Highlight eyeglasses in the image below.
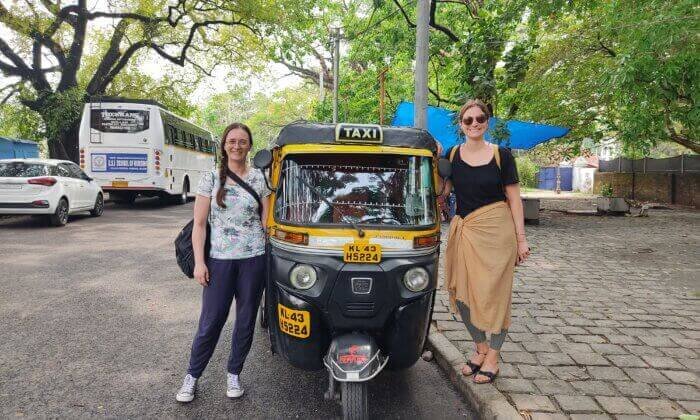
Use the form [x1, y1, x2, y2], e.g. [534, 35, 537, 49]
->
[225, 139, 250, 146]
[462, 115, 488, 126]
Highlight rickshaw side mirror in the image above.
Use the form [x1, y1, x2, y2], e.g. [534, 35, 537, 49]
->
[253, 149, 273, 169]
[437, 158, 452, 179]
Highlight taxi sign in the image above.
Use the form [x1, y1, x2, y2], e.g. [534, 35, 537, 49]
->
[335, 124, 383, 144]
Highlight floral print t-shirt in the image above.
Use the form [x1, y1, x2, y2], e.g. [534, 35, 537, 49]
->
[196, 168, 271, 260]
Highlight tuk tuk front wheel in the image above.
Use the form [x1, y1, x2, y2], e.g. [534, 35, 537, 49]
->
[341, 382, 368, 420]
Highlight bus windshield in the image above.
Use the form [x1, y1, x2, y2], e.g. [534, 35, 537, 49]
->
[274, 154, 436, 227]
[90, 109, 149, 133]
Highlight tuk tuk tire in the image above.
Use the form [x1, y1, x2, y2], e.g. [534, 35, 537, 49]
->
[258, 291, 268, 329]
[341, 382, 368, 420]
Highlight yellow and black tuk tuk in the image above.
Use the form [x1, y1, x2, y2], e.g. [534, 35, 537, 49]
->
[253, 122, 451, 419]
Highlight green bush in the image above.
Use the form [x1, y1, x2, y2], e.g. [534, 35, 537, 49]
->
[516, 156, 540, 189]
[600, 183, 614, 197]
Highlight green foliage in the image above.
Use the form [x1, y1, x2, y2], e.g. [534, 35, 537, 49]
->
[491, 119, 511, 147]
[515, 156, 539, 189]
[501, 0, 698, 153]
[0, 103, 42, 140]
[600, 183, 614, 198]
[39, 88, 85, 142]
[194, 85, 318, 154]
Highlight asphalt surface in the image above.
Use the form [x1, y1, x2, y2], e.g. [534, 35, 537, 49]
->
[0, 198, 473, 419]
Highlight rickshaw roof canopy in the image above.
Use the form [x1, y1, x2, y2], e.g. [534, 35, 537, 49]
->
[274, 122, 437, 153]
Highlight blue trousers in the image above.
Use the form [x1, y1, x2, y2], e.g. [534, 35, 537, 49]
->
[187, 255, 265, 377]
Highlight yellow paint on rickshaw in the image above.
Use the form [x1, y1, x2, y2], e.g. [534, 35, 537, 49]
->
[263, 143, 442, 248]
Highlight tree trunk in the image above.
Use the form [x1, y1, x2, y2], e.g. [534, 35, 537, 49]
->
[46, 118, 81, 163]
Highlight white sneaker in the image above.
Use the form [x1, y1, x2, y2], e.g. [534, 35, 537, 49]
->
[176, 374, 198, 403]
[226, 373, 244, 398]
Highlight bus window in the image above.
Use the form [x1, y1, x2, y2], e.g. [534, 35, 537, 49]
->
[91, 109, 149, 133]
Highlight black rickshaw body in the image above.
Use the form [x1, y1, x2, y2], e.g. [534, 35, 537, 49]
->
[256, 122, 444, 375]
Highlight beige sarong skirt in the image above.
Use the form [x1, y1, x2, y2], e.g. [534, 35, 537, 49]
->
[445, 201, 517, 333]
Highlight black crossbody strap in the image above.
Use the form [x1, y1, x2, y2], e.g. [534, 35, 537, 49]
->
[226, 168, 262, 219]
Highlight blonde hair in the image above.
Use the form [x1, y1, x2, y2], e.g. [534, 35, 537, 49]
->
[459, 99, 490, 120]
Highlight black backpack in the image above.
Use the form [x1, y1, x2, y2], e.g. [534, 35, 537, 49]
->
[174, 168, 262, 278]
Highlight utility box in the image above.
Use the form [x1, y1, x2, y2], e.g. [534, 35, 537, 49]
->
[522, 197, 540, 225]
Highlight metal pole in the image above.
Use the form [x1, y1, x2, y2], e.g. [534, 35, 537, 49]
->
[319, 67, 325, 103]
[379, 67, 388, 125]
[332, 28, 340, 123]
[413, 0, 429, 129]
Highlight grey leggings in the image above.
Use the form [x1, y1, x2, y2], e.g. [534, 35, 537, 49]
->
[457, 301, 508, 350]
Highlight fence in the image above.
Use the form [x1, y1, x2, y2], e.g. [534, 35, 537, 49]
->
[599, 154, 700, 173]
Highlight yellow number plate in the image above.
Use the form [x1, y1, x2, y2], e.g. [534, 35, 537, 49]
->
[343, 243, 382, 263]
[111, 181, 128, 188]
[278, 304, 310, 339]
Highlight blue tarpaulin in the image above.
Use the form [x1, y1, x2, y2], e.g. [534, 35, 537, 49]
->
[0, 137, 40, 159]
[391, 101, 570, 155]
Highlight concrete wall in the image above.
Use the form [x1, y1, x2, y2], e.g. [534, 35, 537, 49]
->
[594, 172, 699, 207]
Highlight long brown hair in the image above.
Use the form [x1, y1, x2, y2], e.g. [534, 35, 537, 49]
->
[216, 122, 253, 208]
[458, 99, 491, 121]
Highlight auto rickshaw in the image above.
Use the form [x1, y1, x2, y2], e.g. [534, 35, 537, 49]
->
[253, 122, 451, 419]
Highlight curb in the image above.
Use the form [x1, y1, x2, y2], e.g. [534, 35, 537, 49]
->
[427, 325, 522, 420]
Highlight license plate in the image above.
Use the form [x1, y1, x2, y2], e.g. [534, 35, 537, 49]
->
[278, 304, 310, 339]
[111, 181, 128, 188]
[343, 243, 382, 263]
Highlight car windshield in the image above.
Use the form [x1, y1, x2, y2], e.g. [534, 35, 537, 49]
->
[274, 154, 436, 227]
[0, 162, 48, 177]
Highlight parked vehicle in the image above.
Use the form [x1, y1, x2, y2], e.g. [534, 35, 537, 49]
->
[0, 159, 104, 226]
[78, 97, 216, 204]
[254, 122, 452, 419]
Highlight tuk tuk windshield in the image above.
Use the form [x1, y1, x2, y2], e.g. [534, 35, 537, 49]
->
[275, 154, 436, 227]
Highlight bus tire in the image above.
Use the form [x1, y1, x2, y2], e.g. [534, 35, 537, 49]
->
[177, 179, 189, 205]
[113, 192, 136, 205]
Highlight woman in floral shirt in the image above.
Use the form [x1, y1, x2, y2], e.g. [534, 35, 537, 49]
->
[176, 123, 270, 403]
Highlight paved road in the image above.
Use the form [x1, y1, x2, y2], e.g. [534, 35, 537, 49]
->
[0, 199, 472, 419]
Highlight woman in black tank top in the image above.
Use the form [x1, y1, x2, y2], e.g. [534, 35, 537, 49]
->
[442, 99, 531, 384]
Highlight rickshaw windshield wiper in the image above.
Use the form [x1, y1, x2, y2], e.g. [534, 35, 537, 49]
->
[293, 174, 365, 238]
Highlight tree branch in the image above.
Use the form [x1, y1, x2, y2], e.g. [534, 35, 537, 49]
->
[430, 0, 459, 42]
[148, 18, 258, 68]
[429, 87, 461, 105]
[0, 36, 51, 92]
[279, 59, 333, 90]
[393, 0, 416, 28]
[596, 35, 616, 57]
[57, 0, 87, 91]
[0, 84, 19, 105]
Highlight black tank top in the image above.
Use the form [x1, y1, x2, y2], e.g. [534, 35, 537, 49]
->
[450, 146, 519, 217]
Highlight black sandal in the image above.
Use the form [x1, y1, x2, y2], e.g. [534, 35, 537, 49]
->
[461, 352, 486, 376]
[473, 369, 499, 384]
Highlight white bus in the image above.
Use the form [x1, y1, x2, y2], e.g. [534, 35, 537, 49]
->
[78, 98, 217, 204]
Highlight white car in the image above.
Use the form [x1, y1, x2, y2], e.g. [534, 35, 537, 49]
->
[0, 158, 104, 226]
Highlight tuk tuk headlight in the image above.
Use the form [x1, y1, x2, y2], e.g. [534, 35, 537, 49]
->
[290, 264, 317, 290]
[403, 267, 429, 292]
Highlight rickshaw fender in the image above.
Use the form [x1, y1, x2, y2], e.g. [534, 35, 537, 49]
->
[270, 286, 328, 371]
[324, 333, 388, 382]
[385, 291, 434, 370]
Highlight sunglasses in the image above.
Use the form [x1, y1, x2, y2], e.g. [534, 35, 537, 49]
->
[462, 115, 488, 125]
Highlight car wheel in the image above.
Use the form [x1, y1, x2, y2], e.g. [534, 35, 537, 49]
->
[49, 198, 69, 227]
[90, 193, 104, 217]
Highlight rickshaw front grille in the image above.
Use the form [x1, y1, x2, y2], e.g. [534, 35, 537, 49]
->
[345, 302, 375, 313]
